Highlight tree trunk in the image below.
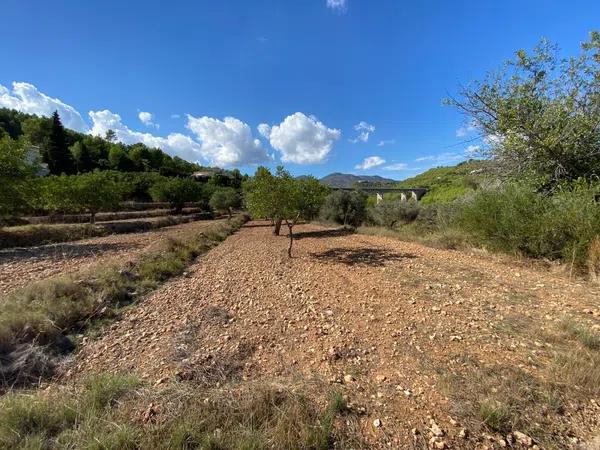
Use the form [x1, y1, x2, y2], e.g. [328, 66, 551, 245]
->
[228, 207, 232, 220]
[90, 211, 96, 225]
[287, 223, 294, 258]
[273, 217, 282, 235]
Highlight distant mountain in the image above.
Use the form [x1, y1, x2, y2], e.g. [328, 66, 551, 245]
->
[320, 172, 397, 188]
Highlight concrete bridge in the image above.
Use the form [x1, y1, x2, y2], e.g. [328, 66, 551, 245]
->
[332, 187, 428, 204]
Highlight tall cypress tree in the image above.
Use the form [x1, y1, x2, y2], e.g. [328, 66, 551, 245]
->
[46, 111, 74, 174]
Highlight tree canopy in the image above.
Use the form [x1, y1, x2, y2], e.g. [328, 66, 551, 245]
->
[446, 31, 600, 189]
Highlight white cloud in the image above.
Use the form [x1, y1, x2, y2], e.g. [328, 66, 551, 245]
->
[377, 139, 395, 147]
[138, 111, 158, 129]
[259, 112, 341, 164]
[456, 120, 477, 137]
[383, 163, 408, 171]
[355, 156, 385, 170]
[326, 0, 347, 12]
[350, 121, 375, 143]
[186, 115, 269, 167]
[465, 145, 481, 157]
[89, 109, 203, 162]
[415, 152, 466, 164]
[0, 81, 89, 132]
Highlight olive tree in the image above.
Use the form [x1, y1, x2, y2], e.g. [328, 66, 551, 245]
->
[209, 187, 240, 219]
[149, 177, 203, 213]
[243, 166, 283, 235]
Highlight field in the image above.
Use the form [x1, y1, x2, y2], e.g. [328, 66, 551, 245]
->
[18, 220, 591, 449]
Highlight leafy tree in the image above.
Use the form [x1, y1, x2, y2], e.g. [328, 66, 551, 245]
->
[446, 31, 600, 188]
[244, 166, 328, 256]
[320, 190, 368, 227]
[40, 172, 124, 223]
[105, 129, 117, 142]
[209, 187, 240, 219]
[149, 178, 203, 212]
[45, 111, 74, 174]
[0, 137, 40, 217]
[70, 141, 95, 173]
[244, 166, 282, 234]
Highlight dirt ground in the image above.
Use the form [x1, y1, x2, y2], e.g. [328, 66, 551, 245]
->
[0, 219, 223, 295]
[71, 221, 600, 448]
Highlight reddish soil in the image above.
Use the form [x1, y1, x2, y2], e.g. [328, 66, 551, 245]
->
[71, 221, 600, 448]
[0, 219, 223, 296]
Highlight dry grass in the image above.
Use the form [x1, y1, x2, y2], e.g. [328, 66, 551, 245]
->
[588, 236, 600, 282]
[357, 225, 472, 251]
[0, 215, 249, 389]
[441, 317, 600, 448]
[0, 374, 363, 449]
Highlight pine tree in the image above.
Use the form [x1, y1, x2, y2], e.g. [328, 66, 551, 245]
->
[70, 141, 94, 173]
[46, 111, 74, 174]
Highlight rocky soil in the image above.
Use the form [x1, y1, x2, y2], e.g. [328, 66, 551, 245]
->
[71, 221, 600, 448]
[0, 219, 223, 295]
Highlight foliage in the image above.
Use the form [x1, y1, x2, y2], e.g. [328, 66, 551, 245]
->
[0, 136, 40, 217]
[45, 111, 75, 174]
[149, 177, 204, 212]
[209, 187, 240, 218]
[456, 180, 600, 266]
[320, 190, 368, 227]
[446, 31, 600, 188]
[244, 166, 329, 255]
[36, 172, 125, 222]
[369, 199, 420, 229]
[0, 108, 205, 177]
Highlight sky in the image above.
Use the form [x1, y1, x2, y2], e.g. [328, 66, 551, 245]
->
[1, 0, 599, 179]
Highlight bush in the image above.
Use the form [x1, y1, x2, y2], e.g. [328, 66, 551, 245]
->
[369, 199, 420, 229]
[457, 181, 600, 267]
[320, 190, 368, 227]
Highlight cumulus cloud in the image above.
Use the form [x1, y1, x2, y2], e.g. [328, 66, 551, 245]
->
[383, 163, 408, 171]
[0, 81, 89, 132]
[350, 121, 375, 143]
[138, 111, 158, 129]
[326, 0, 347, 12]
[186, 115, 269, 167]
[355, 156, 385, 170]
[89, 109, 203, 162]
[259, 112, 341, 164]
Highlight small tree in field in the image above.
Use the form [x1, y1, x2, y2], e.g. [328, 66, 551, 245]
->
[209, 187, 240, 219]
[243, 166, 283, 235]
[245, 166, 328, 257]
[149, 177, 203, 213]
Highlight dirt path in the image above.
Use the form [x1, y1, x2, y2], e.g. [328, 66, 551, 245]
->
[72, 221, 600, 448]
[0, 219, 224, 295]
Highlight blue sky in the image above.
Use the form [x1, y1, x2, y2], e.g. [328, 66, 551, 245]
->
[1, 0, 598, 179]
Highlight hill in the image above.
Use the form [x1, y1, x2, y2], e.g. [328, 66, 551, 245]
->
[320, 172, 397, 188]
[396, 159, 489, 204]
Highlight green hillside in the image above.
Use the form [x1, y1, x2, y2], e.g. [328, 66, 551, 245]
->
[397, 160, 490, 204]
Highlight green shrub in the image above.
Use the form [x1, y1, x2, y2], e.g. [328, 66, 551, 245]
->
[320, 190, 368, 227]
[368, 199, 420, 229]
[457, 181, 600, 267]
